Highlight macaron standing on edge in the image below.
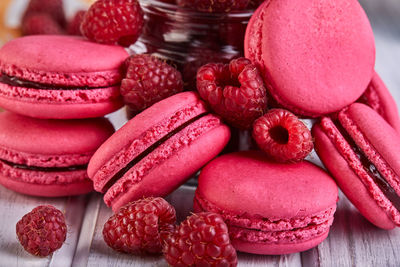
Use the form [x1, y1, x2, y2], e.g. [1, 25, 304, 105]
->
[194, 151, 338, 255]
[0, 35, 129, 119]
[245, 0, 375, 117]
[88, 91, 231, 212]
[313, 103, 400, 229]
[358, 71, 400, 132]
[0, 112, 115, 197]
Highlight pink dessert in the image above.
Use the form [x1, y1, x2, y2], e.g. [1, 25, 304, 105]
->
[0, 112, 114, 196]
[358, 71, 400, 132]
[88, 91, 230, 211]
[194, 151, 338, 255]
[313, 103, 400, 229]
[0, 35, 128, 119]
[244, 0, 375, 117]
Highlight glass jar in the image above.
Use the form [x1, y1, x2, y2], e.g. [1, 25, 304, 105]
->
[130, 0, 254, 89]
[128, 0, 256, 154]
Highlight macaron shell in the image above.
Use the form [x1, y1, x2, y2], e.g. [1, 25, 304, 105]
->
[0, 112, 115, 155]
[107, 120, 230, 211]
[231, 231, 329, 255]
[313, 124, 395, 229]
[360, 72, 400, 132]
[0, 171, 93, 197]
[0, 35, 128, 87]
[343, 103, 400, 189]
[0, 92, 123, 119]
[88, 91, 207, 183]
[245, 0, 375, 116]
[197, 151, 338, 219]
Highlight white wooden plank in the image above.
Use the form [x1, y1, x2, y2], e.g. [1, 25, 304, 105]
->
[0, 185, 87, 267]
[312, 192, 400, 267]
[72, 193, 102, 267]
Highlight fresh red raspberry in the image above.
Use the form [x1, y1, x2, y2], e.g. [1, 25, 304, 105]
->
[177, 0, 249, 13]
[81, 0, 144, 46]
[163, 212, 238, 267]
[252, 109, 313, 162]
[197, 57, 267, 129]
[22, 0, 66, 28]
[121, 54, 184, 114]
[22, 13, 65, 36]
[182, 45, 239, 90]
[16, 205, 67, 257]
[67, 10, 86, 36]
[103, 197, 176, 254]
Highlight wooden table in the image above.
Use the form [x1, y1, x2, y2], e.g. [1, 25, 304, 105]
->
[1, 0, 400, 266]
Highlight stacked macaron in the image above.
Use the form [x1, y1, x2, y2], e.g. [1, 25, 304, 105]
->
[0, 35, 129, 196]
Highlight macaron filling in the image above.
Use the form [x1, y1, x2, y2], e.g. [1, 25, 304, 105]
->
[194, 192, 335, 244]
[319, 115, 400, 225]
[0, 158, 87, 172]
[103, 112, 209, 191]
[0, 73, 117, 90]
[334, 121, 400, 212]
[92, 100, 208, 192]
[104, 114, 223, 207]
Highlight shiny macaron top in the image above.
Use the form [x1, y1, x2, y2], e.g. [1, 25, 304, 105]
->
[245, 0, 375, 116]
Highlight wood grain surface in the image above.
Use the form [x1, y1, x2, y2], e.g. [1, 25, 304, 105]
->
[0, 0, 400, 266]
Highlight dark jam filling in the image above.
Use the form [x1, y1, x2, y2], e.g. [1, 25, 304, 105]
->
[0, 73, 115, 90]
[0, 159, 87, 172]
[335, 122, 400, 212]
[103, 112, 209, 191]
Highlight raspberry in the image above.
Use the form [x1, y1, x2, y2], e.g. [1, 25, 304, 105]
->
[121, 54, 184, 114]
[178, 0, 249, 13]
[103, 197, 176, 254]
[81, 0, 144, 46]
[67, 10, 86, 36]
[197, 57, 267, 129]
[252, 109, 313, 162]
[163, 212, 237, 267]
[22, 0, 66, 28]
[183, 45, 238, 90]
[22, 14, 65, 36]
[16, 205, 67, 257]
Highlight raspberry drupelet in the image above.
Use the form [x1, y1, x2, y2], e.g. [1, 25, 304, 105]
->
[121, 54, 184, 114]
[252, 109, 313, 162]
[81, 0, 144, 46]
[197, 57, 267, 129]
[163, 212, 238, 267]
[16, 205, 67, 257]
[103, 197, 176, 254]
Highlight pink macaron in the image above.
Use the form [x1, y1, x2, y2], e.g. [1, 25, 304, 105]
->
[358, 71, 400, 132]
[88, 91, 230, 211]
[194, 151, 338, 255]
[0, 112, 114, 197]
[0, 35, 128, 119]
[244, 0, 375, 117]
[313, 103, 400, 229]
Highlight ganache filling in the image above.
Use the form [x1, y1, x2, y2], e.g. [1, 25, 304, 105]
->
[334, 121, 400, 212]
[0, 73, 116, 90]
[0, 159, 87, 172]
[103, 112, 209, 191]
